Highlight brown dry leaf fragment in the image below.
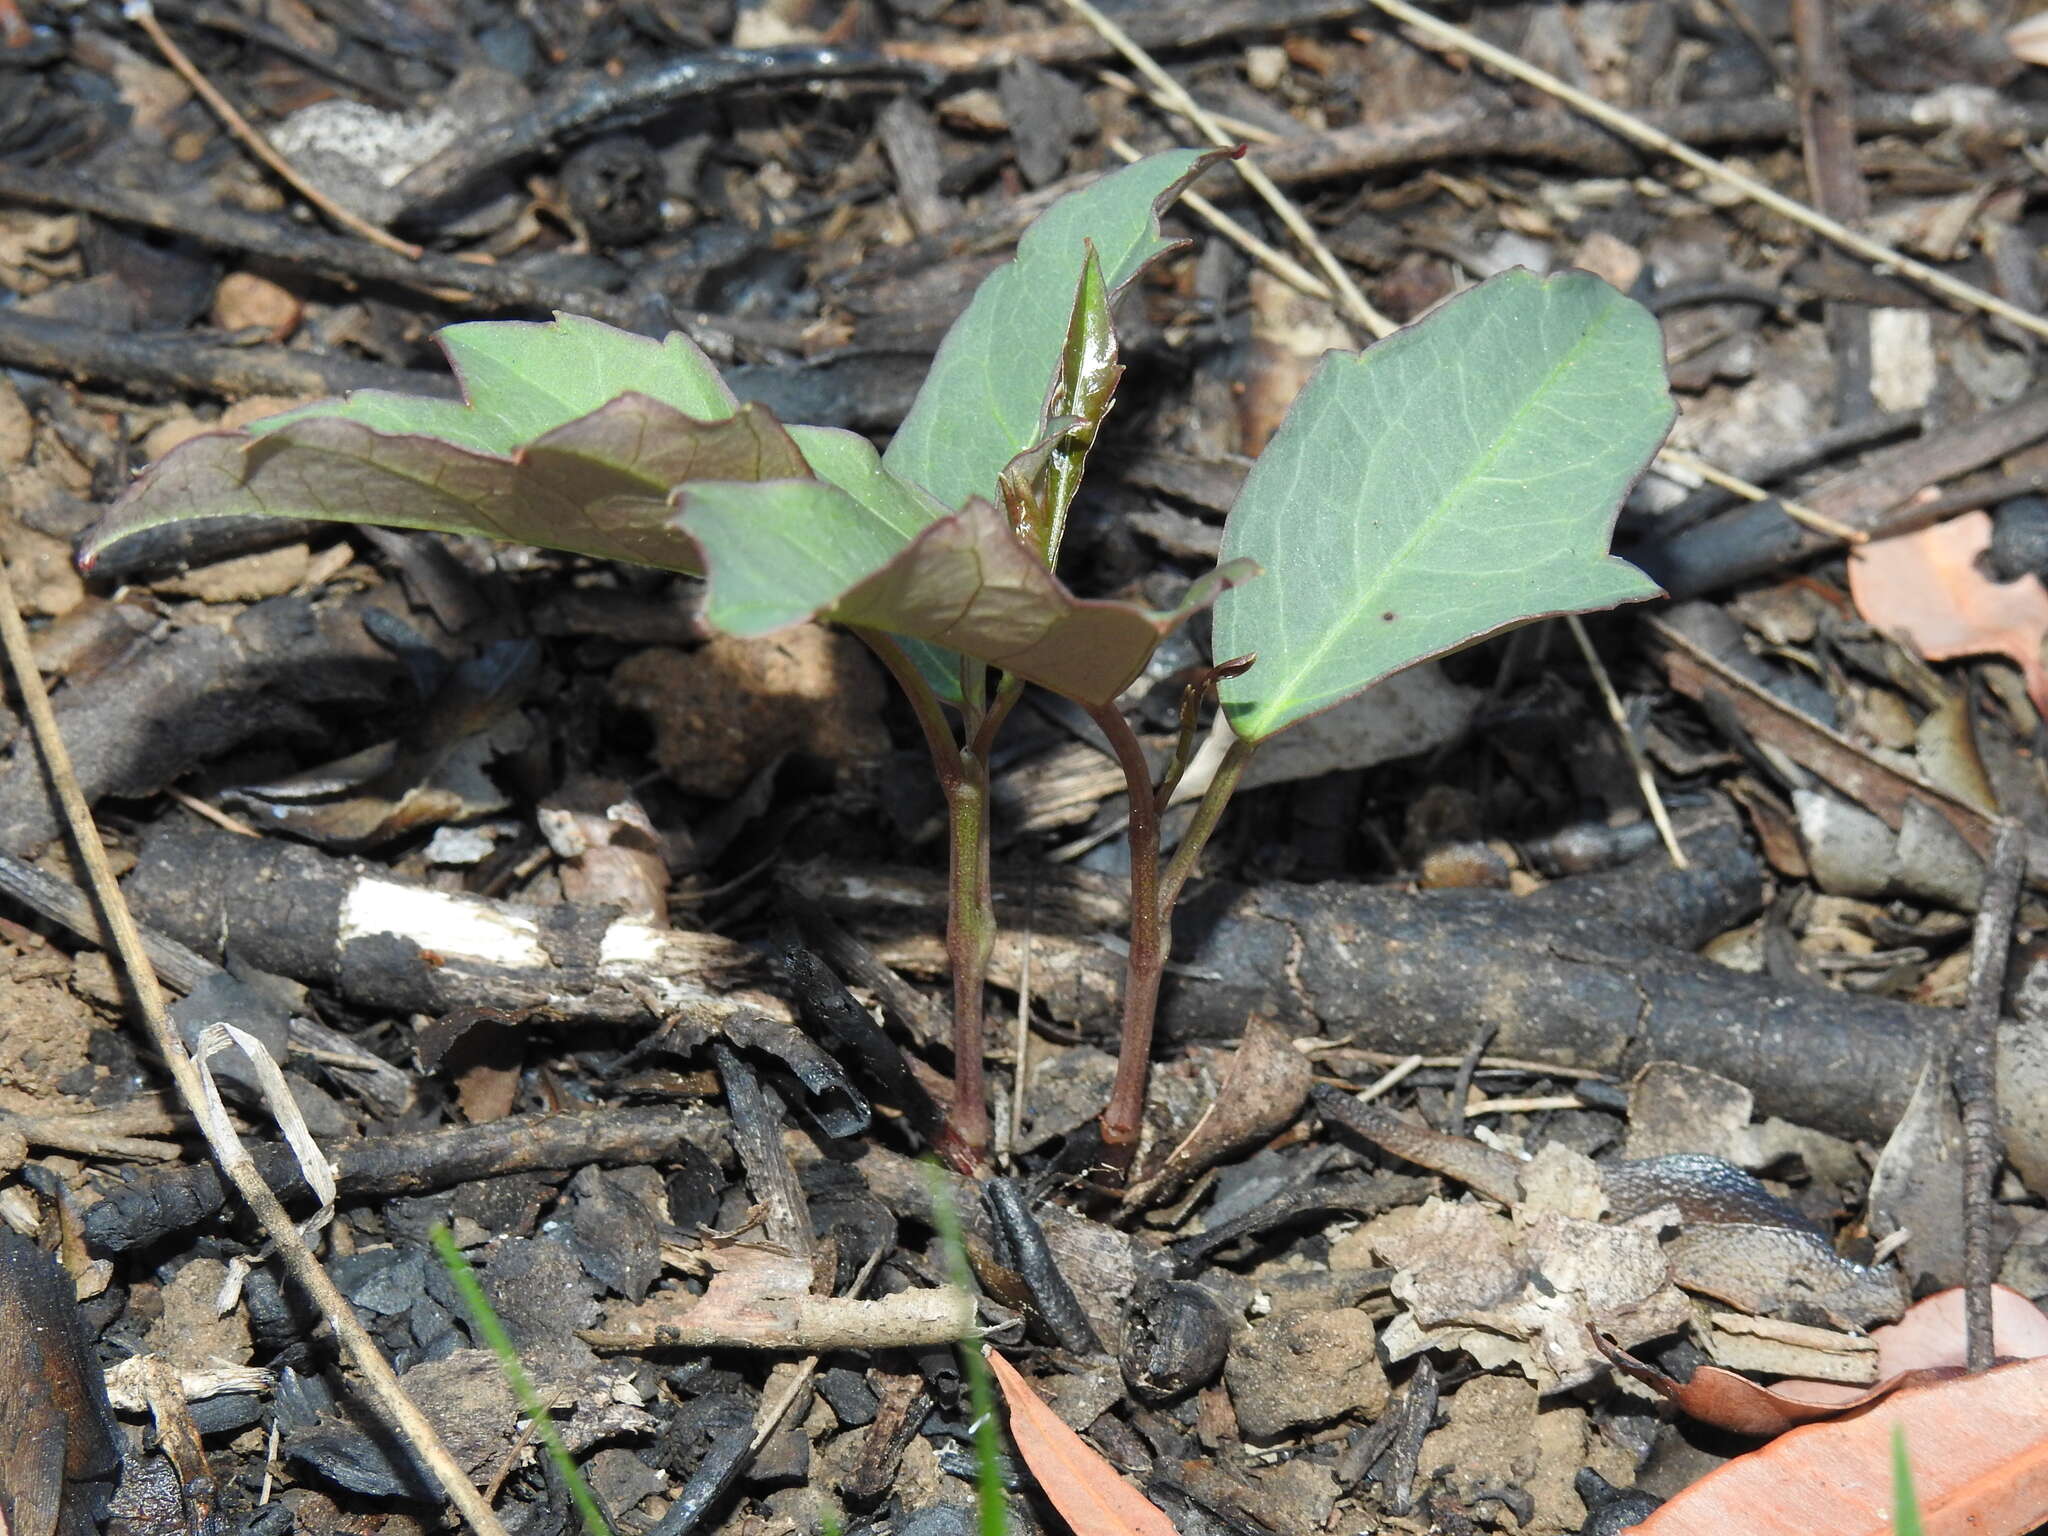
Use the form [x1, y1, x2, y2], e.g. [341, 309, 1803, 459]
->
[1592, 1332, 1910, 1438]
[983, 1347, 1178, 1536]
[1310, 1084, 1521, 1204]
[1634, 1355, 2048, 1535]
[1772, 1285, 2048, 1410]
[1848, 512, 2048, 714]
[1123, 1019, 1310, 1210]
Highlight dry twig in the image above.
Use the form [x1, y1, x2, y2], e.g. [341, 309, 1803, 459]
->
[1053, 0, 1397, 339]
[1564, 615, 1687, 871]
[123, 0, 423, 260]
[1362, 0, 2048, 343]
[0, 559, 507, 1536]
[1959, 821, 2026, 1374]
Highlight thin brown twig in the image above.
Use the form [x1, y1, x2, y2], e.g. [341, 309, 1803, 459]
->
[123, 0, 424, 261]
[1362, 0, 2048, 342]
[1959, 820, 2026, 1374]
[0, 558, 507, 1536]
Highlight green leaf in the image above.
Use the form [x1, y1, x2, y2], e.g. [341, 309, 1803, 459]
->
[1214, 268, 1672, 742]
[255, 312, 738, 451]
[883, 148, 1217, 514]
[681, 475, 1256, 706]
[79, 314, 774, 574]
[81, 393, 802, 574]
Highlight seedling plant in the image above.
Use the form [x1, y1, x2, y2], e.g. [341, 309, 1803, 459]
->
[84, 147, 1676, 1176]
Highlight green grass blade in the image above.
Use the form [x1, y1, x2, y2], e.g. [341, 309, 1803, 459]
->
[1892, 1426, 1925, 1536]
[925, 1168, 1010, 1536]
[429, 1225, 613, 1536]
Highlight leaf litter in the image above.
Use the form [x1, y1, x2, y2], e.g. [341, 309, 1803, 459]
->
[8, 1, 2048, 1534]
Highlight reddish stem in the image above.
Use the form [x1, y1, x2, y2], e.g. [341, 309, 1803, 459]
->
[1089, 703, 1163, 1170]
[855, 629, 994, 1169]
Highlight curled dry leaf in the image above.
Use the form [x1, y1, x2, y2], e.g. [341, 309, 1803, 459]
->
[1773, 1285, 2048, 1409]
[983, 1346, 1178, 1536]
[1595, 1286, 2048, 1435]
[1593, 1330, 1912, 1438]
[1848, 512, 2048, 714]
[1122, 1018, 1311, 1210]
[1634, 1355, 2048, 1535]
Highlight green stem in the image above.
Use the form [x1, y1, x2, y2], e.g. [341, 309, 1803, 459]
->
[1159, 734, 1257, 920]
[970, 672, 1025, 761]
[943, 752, 995, 1163]
[854, 627, 962, 791]
[854, 628, 995, 1167]
[1089, 702, 1163, 1165]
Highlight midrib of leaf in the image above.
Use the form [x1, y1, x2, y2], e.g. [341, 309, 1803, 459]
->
[1240, 300, 1618, 737]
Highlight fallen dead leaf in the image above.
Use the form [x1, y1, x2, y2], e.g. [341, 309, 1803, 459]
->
[984, 1347, 1177, 1536]
[1848, 513, 2048, 714]
[1594, 1331, 1911, 1437]
[1773, 1285, 2048, 1408]
[1634, 1355, 2048, 1535]
[1595, 1287, 2048, 1435]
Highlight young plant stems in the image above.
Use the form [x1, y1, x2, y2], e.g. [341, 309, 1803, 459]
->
[1094, 715, 1259, 1167]
[1087, 703, 1161, 1168]
[854, 628, 963, 792]
[944, 754, 996, 1163]
[853, 630, 1023, 1169]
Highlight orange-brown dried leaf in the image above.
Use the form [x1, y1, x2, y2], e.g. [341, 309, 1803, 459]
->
[1848, 512, 2048, 713]
[1634, 1355, 2048, 1535]
[983, 1347, 1177, 1536]
[1593, 1331, 1910, 1438]
[1772, 1285, 2048, 1410]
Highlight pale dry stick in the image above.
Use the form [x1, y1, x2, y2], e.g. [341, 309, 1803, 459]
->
[1362, 0, 2048, 343]
[1350, 1052, 1423, 1104]
[1106, 135, 1336, 305]
[124, 0, 425, 262]
[0, 560, 508, 1536]
[1337, 1047, 1617, 1080]
[164, 785, 261, 838]
[1464, 1094, 1585, 1116]
[1564, 614, 1688, 871]
[1004, 876, 1038, 1162]
[743, 1246, 887, 1476]
[1054, 0, 1399, 340]
[1095, 69, 1284, 144]
[1655, 444, 1867, 545]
